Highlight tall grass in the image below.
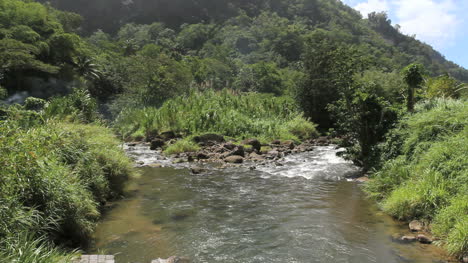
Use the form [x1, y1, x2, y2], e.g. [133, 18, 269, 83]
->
[0, 102, 135, 261]
[366, 98, 468, 258]
[115, 89, 318, 142]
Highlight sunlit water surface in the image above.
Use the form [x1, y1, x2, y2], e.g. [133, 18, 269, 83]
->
[91, 145, 447, 263]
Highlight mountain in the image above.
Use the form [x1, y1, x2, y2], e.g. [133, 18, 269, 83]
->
[39, 0, 468, 81]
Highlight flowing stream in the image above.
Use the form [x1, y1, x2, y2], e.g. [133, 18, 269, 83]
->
[91, 145, 447, 263]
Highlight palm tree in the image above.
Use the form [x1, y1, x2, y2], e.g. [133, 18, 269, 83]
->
[73, 55, 102, 83]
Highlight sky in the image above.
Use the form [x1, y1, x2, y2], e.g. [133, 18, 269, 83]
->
[341, 0, 468, 69]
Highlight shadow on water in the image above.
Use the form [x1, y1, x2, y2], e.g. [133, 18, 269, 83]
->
[91, 145, 448, 263]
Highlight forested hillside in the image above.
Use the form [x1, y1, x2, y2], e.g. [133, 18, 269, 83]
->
[39, 0, 468, 81]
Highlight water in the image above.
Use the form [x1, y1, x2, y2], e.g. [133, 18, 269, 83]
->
[92, 145, 447, 263]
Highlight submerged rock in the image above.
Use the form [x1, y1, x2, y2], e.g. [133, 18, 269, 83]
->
[409, 220, 424, 232]
[416, 234, 432, 244]
[191, 167, 206, 174]
[400, 235, 417, 242]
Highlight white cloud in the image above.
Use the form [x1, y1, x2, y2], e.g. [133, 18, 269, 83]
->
[394, 0, 460, 48]
[354, 0, 390, 16]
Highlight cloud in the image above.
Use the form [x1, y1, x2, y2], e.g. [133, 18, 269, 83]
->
[353, 0, 390, 16]
[394, 0, 460, 48]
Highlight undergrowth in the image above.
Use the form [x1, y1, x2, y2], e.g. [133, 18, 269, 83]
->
[0, 92, 135, 262]
[366, 98, 468, 258]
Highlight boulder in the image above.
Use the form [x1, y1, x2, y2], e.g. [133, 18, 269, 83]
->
[409, 220, 424, 232]
[242, 139, 262, 152]
[230, 146, 245, 157]
[416, 234, 432, 244]
[225, 155, 244, 164]
[193, 134, 225, 144]
[150, 139, 165, 150]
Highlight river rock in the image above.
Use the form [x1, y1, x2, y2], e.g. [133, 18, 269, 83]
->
[223, 142, 237, 150]
[197, 152, 209, 160]
[281, 140, 295, 150]
[242, 139, 262, 152]
[271, 140, 281, 145]
[193, 134, 225, 144]
[230, 146, 245, 157]
[416, 234, 432, 244]
[409, 220, 424, 232]
[150, 139, 165, 150]
[225, 155, 244, 164]
[152, 256, 190, 263]
[191, 167, 206, 174]
[400, 235, 417, 242]
[249, 152, 265, 162]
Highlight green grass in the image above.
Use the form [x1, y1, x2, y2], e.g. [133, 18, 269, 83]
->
[0, 104, 135, 260]
[114, 89, 318, 142]
[366, 98, 468, 258]
[164, 138, 201, 155]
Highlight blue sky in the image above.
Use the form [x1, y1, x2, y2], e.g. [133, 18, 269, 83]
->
[341, 0, 468, 69]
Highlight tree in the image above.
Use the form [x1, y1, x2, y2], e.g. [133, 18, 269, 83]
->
[328, 81, 398, 169]
[402, 63, 425, 112]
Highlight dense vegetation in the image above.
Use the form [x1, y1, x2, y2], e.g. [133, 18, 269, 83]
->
[0, 92, 135, 261]
[116, 89, 317, 143]
[1, 0, 467, 260]
[366, 99, 467, 258]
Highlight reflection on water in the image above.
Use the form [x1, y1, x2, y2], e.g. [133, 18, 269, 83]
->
[92, 146, 447, 263]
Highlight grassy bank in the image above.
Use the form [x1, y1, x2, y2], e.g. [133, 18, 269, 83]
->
[0, 103, 135, 261]
[366, 98, 468, 258]
[115, 89, 318, 143]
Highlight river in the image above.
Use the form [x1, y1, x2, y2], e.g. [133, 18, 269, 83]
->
[91, 144, 447, 263]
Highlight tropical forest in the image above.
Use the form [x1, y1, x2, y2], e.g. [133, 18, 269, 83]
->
[0, 0, 467, 262]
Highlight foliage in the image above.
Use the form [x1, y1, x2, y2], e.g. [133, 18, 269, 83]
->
[328, 80, 399, 168]
[164, 138, 201, 155]
[402, 63, 425, 112]
[114, 89, 318, 142]
[44, 88, 99, 123]
[366, 99, 468, 258]
[0, 233, 78, 263]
